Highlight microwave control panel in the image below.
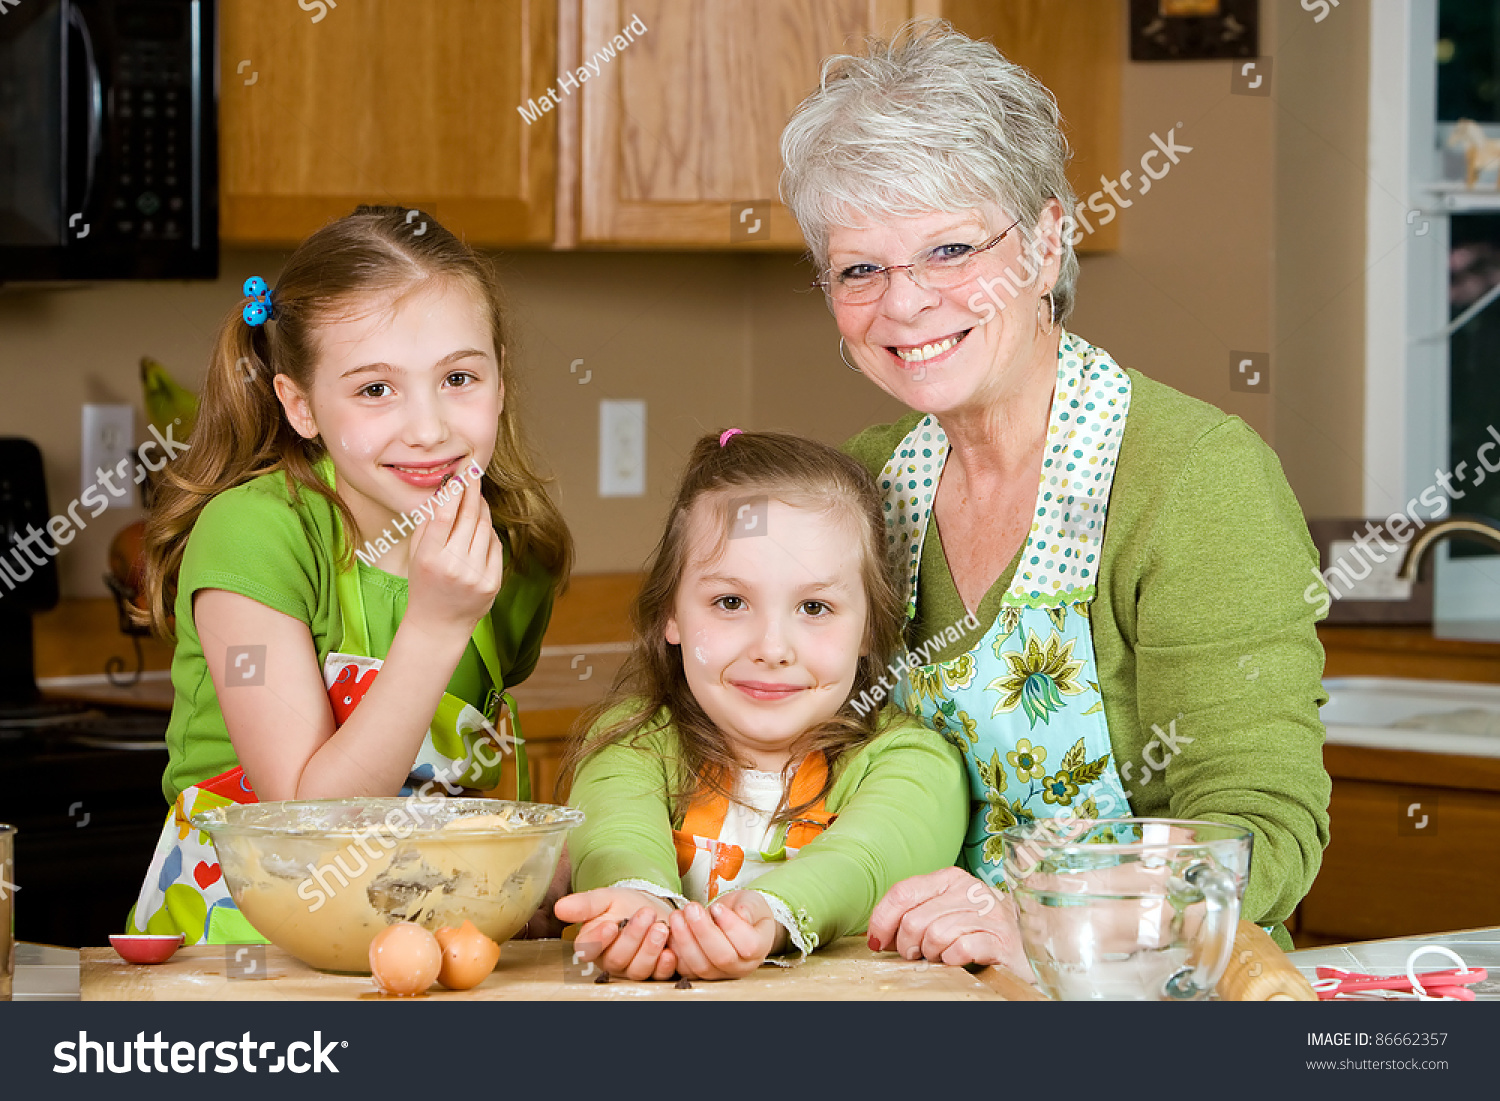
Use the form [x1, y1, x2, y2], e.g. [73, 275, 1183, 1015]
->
[103, 6, 199, 246]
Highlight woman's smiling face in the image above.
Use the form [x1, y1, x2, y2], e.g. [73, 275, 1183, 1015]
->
[275, 278, 502, 553]
[665, 495, 869, 772]
[826, 203, 1063, 418]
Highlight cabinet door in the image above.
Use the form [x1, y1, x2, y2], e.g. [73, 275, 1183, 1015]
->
[572, 0, 1119, 251]
[490, 732, 569, 804]
[220, 0, 556, 246]
[574, 0, 912, 247]
[932, 0, 1122, 253]
[1297, 777, 1500, 943]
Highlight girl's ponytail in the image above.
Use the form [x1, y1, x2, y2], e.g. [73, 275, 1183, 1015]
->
[136, 308, 322, 635]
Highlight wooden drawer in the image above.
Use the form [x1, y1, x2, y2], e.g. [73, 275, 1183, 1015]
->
[1297, 775, 1500, 943]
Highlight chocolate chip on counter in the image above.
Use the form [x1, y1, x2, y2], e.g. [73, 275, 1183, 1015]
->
[674, 977, 693, 990]
[594, 971, 611, 984]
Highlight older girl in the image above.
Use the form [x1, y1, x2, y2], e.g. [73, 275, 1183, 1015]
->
[127, 206, 571, 943]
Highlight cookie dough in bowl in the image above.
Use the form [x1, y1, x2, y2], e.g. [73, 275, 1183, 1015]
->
[192, 798, 582, 972]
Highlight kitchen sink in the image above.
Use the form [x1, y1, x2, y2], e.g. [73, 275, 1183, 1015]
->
[1321, 676, 1500, 758]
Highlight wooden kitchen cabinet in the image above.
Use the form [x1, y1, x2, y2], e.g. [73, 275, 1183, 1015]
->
[1293, 744, 1500, 946]
[567, 0, 1121, 249]
[491, 722, 571, 805]
[218, 1, 1120, 251]
[568, 0, 909, 247]
[1294, 629, 1500, 945]
[219, 0, 558, 246]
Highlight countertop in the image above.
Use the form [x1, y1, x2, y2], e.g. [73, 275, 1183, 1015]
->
[1283, 926, 1500, 999]
[71, 937, 1042, 1002]
[15, 927, 1498, 1001]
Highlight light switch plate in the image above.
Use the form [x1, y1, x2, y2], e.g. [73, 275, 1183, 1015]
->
[599, 399, 646, 498]
[81, 403, 136, 510]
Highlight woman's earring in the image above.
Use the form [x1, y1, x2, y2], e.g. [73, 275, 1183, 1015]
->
[839, 337, 862, 373]
[1038, 291, 1058, 336]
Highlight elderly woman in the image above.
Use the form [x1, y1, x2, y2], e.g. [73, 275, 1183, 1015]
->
[779, 22, 1330, 969]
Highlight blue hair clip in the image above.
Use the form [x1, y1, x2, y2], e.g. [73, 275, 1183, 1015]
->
[242, 276, 273, 326]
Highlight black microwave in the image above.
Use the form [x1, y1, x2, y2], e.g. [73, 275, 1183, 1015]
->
[0, 0, 217, 281]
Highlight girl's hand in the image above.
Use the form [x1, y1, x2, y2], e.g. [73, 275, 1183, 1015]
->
[554, 888, 677, 981]
[866, 866, 1034, 978]
[518, 846, 572, 939]
[404, 472, 505, 634]
[666, 893, 781, 980]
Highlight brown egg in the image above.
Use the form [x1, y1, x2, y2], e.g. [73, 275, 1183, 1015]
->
[368, 922, 442, 996]
[434, 920, 502, 990]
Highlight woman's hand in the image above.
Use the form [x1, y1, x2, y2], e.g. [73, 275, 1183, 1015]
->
[867, 866, 1033, 978]
[554, 888, 677, 981]
[666, 892, 782, 981]
[404, 472, 505, 635]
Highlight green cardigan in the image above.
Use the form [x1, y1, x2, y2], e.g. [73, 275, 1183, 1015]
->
[844, 368, 1333, 951]
[569, 710, 968, 954]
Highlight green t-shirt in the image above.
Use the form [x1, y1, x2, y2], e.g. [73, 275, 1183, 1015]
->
[162, 469, 557, 803]
[843, 367, 1332, 950]
[569, 709, 968, 953]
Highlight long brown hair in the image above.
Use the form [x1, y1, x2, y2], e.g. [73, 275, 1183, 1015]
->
[562, 431, 904, 823]
[137, 205, 573, 635]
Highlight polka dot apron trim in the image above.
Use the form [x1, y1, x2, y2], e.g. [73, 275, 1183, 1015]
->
[876, 329, 1133, 615]
[877, 330, 1137, 882]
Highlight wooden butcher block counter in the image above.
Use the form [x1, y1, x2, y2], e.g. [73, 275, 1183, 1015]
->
[80, 937, 1046, 1001]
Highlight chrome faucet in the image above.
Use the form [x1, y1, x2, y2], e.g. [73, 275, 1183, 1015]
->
[1397, 515, 1500, 582]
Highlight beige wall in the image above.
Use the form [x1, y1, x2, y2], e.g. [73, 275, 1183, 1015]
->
[1270, 0, 1370, 517]
[1065, 2, 1274, 442]
[0, 0, 1370, 599]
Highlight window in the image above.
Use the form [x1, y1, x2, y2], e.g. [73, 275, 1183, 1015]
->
[1440, 1, 1500, 558]
[1371, 0, 1500, 621]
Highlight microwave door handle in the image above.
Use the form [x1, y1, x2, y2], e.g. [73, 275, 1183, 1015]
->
[66, 2, 104, 219]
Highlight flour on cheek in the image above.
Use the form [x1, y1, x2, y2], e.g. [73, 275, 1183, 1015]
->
[336, 433, 378, 459]
[690, 628, 714, 667]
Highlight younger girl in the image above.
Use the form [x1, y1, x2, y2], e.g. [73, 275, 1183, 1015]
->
[128, 206, 572, 943]
[556, 431, 965, 980]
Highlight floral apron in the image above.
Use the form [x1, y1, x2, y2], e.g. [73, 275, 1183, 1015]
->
[882, 330, 1134, 889]
[127, 537, 526, 943]
[671, 752, 835, 903]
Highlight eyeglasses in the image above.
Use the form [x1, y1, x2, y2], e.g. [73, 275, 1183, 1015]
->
[812, 216, 1025, 305]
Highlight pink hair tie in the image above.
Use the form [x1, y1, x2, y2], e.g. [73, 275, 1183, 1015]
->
[719, 428, 744, 447]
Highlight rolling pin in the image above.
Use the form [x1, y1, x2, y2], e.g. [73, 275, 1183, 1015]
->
[1214, 920, 1319, 1001]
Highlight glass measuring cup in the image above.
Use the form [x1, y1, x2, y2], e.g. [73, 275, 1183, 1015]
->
[1000, 817, 1252, 1001]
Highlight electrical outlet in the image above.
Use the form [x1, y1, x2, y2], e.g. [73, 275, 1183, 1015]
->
[81, 403, 136, 510]
[599, 400, 646, 497]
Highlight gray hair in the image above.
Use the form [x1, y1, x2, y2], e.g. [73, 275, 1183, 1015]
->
[779, 20, 1079, 322]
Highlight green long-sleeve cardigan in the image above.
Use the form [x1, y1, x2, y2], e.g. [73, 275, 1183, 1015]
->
[843, 368, 1333, 951]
